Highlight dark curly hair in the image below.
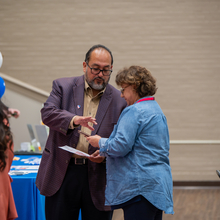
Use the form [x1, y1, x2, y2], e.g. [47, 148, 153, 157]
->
[115, 65, 157, 97]
[0, 106, 13, 172]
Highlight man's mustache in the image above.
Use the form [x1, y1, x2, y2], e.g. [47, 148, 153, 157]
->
[93, 76, 104, 82]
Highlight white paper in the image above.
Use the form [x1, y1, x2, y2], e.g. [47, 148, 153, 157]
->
[9, 170, 38, 175]
[59, 146, 90, 157]
[10, 165, 39, 170]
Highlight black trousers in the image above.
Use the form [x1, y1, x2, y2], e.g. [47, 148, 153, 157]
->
[45, 158, 112, 220]
[122, 196, 163, 220]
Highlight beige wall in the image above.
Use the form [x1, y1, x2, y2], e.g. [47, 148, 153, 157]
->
[0, 0, 220, 181]
[0, 74, 49, 150]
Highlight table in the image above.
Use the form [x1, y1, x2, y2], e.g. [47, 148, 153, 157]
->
[10, 154, 82, 220]
[10, 155, 45, 220]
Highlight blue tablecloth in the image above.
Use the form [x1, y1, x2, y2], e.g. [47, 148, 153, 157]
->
[10, 155, 45, 220]
[10, 155, 82, 220]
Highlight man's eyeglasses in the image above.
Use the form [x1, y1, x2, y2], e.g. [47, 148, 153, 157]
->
[86, 63, 112, 76]
[120, 85, 130, 94]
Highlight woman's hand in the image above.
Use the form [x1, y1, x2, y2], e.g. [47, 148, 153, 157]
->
[87, 135, 104, 163]
[89, 150, 105, 163]
[86, 135, 101, 148]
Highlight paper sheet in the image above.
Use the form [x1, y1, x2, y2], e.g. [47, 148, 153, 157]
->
[9, 170, 38, 175]
[59, 145, 90, 157]
[10, 165, 39, 170]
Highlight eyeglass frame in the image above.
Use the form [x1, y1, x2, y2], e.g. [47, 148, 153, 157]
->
[86, 62, 112, 76]
[120, 85, 131, 94]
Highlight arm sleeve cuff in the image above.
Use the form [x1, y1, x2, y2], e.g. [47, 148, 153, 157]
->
[99, 138, 108, 157]
[68, 116, 80, 129]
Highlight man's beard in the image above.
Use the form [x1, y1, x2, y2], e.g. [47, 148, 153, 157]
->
[85, 71, 110, 91]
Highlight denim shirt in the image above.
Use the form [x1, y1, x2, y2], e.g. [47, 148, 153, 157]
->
[99, 97, 174, 214]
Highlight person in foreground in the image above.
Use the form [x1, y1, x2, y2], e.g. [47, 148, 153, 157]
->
[87, 65, 174, 220]
[0, 104, 18, 220]
[35, 44, 127, 220]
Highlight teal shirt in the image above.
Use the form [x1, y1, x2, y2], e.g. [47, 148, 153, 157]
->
[99, 97, 174, 214]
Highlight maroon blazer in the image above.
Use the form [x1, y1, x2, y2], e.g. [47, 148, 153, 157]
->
[35, 75, 127, 211]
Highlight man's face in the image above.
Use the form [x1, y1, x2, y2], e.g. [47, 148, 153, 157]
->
[83, 48, 112, 91]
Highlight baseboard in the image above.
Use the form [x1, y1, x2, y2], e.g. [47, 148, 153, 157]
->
[173, 181, 220, 187]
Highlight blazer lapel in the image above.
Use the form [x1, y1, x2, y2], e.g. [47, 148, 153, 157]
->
[72, 76, 84, 116]
[92, 85, 112, 135]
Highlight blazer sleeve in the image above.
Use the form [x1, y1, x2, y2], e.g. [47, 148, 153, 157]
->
[41, 79, 76, 135]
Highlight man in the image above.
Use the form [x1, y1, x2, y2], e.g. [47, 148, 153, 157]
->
[35, 44, 127, 220]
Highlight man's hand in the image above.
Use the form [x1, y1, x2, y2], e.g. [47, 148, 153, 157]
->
[74, 116, 97, 131]
[89, 150, 105, 163]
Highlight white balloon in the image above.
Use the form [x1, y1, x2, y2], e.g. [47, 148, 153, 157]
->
[0, 52, 3, 68]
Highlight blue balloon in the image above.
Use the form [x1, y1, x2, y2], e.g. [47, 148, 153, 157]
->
[0, 77, 6, 98]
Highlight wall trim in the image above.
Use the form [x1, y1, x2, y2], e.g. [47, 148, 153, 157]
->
[170, 140, 220, 144]
[0, 72, 49, 102]
[0, 72, 50, 98]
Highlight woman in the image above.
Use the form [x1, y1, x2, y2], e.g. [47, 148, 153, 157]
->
[0, 105, 18, 220]
[87, 66, 174, 220]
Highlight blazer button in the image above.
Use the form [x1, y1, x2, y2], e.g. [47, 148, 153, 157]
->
[60, 128, 66, 133]
[66, 160, 69, 164]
